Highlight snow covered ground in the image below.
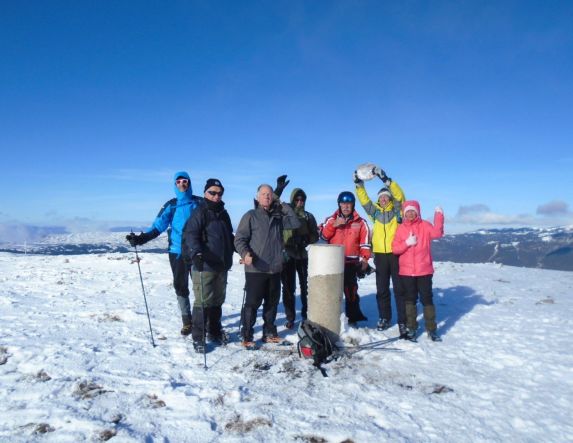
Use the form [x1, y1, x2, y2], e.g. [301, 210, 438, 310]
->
[1, 251, 572, 442]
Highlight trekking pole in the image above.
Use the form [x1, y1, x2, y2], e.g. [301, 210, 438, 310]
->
[133, 240, 156, 347]
[199, 270, 207, 370]
[239, 285, 247, 339]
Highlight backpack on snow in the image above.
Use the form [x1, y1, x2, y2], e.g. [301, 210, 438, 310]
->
[297, 320, 335, 368]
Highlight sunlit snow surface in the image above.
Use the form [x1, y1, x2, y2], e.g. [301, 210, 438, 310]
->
[1, 251, 572, 442]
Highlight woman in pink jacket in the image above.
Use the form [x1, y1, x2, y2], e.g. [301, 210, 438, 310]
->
[392, 200, 444, 341]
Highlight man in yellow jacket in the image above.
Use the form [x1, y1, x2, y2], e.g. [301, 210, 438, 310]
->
[354, 166, 407, 338]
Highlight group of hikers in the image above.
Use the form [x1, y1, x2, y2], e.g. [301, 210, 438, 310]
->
[126, 165, 444, 352]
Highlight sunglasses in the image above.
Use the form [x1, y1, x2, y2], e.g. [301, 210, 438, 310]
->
[207, 190, 223, 196]
[294, 197, 305, 202]
[175, 179, 189, 185]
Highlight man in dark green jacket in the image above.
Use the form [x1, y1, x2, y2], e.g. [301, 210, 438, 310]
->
[281, 188, 319, 328]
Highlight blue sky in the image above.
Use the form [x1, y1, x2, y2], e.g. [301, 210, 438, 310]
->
[1, 1, 572, 238]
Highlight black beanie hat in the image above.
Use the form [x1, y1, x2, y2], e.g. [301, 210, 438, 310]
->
[204, 178, 224, 193]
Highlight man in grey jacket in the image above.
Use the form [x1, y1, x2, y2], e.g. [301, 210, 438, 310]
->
[234, 183, 300, 349]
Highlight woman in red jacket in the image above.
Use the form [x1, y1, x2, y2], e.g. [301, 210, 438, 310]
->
[392, 200, 444, 341]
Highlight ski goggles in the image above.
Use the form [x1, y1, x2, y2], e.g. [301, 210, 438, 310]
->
[338, 194, 355, 203]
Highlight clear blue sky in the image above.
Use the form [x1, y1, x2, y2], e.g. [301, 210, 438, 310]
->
[1, 1, 572, 235]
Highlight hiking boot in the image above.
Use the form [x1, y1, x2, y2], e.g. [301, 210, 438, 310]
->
[241, 340, 258, 350]
[262, 335, 282, 344]
[284, 320, 295, 330]
[427, 330, 442, 342]
[348, 314, 368, 325]
[192, 341, 205, 353]
[398, 323, 408, 339]
[376, 318, 390, 331]
[208, 330, 229, 345]
[405, 327, 417, 341]
[180, 323, 192, 336]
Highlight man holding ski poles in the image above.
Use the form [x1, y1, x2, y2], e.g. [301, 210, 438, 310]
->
[126, 171, 202, 336]
[182, 178, 235, 353]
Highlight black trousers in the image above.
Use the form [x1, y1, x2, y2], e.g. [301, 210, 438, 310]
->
[281, 257, 309, 322]
[241, 272, 281, 341]
[373, 253, 405, 324]
[169, 253, 190, 297]
[401, 274, 434, 306]
[169, 253, 192, 319]
[343, 263, 367, 322]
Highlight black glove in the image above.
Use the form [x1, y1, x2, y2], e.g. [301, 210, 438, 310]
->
[372, 166, 389, 183]
[353, 170, 363, 184]
[356, 263, 375, 280]
[270, 199, 283, 218]
[192, 254, 204, 272]
[126, 232, 147, 247]
[274, 174, 290, 198]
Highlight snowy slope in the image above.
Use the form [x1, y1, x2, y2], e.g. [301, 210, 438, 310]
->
[1, 252, 572, 442]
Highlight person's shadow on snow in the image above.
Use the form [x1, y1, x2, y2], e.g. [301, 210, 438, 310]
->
[359, 285, 494, 337]
[433, 285, 494, 336]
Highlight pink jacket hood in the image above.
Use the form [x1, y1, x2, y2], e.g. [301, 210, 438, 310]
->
[402, 200, 421, 223]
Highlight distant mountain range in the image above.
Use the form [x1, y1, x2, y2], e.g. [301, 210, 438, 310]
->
[432, 226, 573, 271]
[1, 226, 571, 271]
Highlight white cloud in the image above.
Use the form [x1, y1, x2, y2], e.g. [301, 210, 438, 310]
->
[450, 202, 573, 232]
[0, 217, 148, 244]
[0, 224, 66, 244]
[456, 204, 490, 216]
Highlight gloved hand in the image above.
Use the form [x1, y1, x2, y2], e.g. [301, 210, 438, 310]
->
[126, 232, 147, 247]
[274, 175, 290, 198]
[435, 206, 443, 214]
[192, 254, 204, 272]
[353, 171, 363, 184]
[405, 232, 417, 247]
[372, 166, 389, 183]
[270, 199, 283, 218]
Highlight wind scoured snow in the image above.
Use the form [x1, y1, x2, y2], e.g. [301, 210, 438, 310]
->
[1, 252, 572, 442]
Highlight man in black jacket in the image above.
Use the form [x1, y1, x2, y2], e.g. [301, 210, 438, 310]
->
[183, 178, 234, 353]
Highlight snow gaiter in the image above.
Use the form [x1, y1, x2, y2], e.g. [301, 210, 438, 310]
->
[191, 306, 205, 343]
[405, 302, 418, 330]
[208, 306, 222, 336]
[177, 295, 192, 320]
[423, 305, 437, 332]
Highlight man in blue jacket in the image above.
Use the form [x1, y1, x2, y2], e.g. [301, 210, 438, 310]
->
[126, 171, 202, 335]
